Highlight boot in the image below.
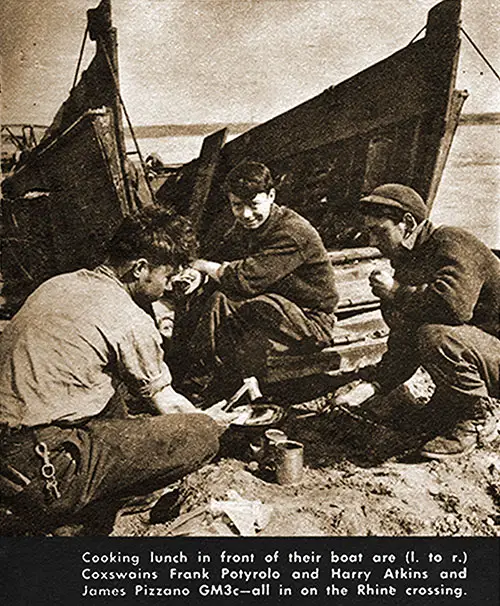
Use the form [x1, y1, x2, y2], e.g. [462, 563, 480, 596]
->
[420, 396, 498, 460]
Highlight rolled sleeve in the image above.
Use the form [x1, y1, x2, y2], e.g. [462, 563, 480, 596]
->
[116, 321, 172, 398]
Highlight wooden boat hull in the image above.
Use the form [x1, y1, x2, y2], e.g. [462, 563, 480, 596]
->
[1, 110, 133, 306]
[157, 0, 465, 257]
[1, 0, 151, 308]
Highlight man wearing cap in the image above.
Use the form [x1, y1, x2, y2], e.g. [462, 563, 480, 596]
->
[337, 183, 500, 460]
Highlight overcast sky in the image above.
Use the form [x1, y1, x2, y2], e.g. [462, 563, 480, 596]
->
[1, 0, 499, 127]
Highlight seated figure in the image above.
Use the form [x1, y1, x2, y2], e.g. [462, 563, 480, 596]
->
[169, 161, 339, 402]
[0, 207, 236, 535]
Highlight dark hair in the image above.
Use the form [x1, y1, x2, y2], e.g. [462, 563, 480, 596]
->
[106, 206, 198, 267]
[223, 161, 274, 199]
[359, 202, 405, 224]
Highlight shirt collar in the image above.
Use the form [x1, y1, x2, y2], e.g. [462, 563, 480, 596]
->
[401, 219, 428, 251]
[94, 264, 128, 291]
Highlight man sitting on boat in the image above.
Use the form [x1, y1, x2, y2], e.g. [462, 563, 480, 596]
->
[337, 183, 500, 460]
[0, 207, 236, 535]
[169, 160, 339, 403]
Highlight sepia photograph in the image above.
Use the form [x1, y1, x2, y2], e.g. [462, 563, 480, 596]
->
[1, 0, 499, 558]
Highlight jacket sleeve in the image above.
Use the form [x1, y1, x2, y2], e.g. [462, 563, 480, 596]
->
[218, 232, 305, 298]
[393, 232, 484, 325]
[211, 225, 245, 262]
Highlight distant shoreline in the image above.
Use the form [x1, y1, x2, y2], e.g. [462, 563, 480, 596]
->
[126, 113, 500, 138]
[460, 113, 500, 126]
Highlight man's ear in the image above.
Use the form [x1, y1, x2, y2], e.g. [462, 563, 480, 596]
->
[268, 188, 276, 203]
[130, 258, 149, 279]
[402, 212, 418, 235]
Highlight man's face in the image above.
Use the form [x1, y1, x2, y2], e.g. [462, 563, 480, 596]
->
[135, 262, 177, 303]
[228, 189, 275, 230]
[364, 214, 406, 258]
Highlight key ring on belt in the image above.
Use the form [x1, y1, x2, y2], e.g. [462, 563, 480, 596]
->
[34, 441, 61, 500]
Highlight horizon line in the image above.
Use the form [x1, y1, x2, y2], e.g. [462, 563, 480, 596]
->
[125, 113, 500, 137]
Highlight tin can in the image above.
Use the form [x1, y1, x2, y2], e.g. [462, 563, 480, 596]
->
[264, 428, 288, 447]
[274, 440, 304, 485]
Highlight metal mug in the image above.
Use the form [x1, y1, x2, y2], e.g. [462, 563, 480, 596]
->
[264, 429, 288, 447]
[248, 429, 287, 464]
[274, 440, 304, 485]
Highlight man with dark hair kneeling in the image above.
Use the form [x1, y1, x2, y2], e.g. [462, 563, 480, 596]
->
[169, 161, 339, 402]
[337, 183, 500, 460]
[0, 207, 236, 535]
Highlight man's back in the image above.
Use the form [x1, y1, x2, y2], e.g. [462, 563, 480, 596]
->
[0, 266, 167, 427]
[392, 222, 500, 336]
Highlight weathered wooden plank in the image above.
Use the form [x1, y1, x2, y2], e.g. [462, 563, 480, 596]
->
[333, 254, 390, 312]
[223, 43, 431, 165]
[265, 310, 388, 383]
[327, 247, 381, 264]
[189, 128, 227, 231]
[222, 1, 460, 168]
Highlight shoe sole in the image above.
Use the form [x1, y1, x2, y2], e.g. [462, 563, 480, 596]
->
[420, 426, 498, 461]
[420, 442, 477, 461]
[478, 424, 499, 446]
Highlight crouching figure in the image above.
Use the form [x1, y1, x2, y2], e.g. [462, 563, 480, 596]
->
[338, 183, 500, 460]
[169, 161, 339, 402]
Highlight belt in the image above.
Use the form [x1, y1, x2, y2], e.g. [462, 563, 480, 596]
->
[0, 420, 85, 438]
[0, 424, 33, 439]
[1, 422, 36, 434]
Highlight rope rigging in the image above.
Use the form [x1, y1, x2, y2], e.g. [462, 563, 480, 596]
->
[72, 23, 89, 90]
[460, 27, 500, 84]
[408, 23, 500, 84]
[69, 24, 156, 202]
[99, 43, 156, 202]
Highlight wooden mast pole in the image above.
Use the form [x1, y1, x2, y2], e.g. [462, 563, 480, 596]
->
[88, 0, 134, 211]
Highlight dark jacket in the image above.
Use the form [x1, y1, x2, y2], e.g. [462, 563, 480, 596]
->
[391, 221, 500, 337]
[217, 204, 338, 314]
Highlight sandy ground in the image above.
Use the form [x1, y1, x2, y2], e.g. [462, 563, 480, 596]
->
[112, 370, 500, 538]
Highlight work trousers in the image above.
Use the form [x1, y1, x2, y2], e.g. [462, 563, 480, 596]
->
[169, 287, 336, 399]
[374, 320, 500, 402]
[0, 410, 219, 534]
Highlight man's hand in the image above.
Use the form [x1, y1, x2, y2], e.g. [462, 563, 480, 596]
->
[202, 399, 242, 428]
[171, 267, 205, 295]
[335, 380, 378, 407]
[152, 385, 200, 415]
[369, 269, 398, 302]
[152, 388, 240, 430]
[191, 259, 224, 282]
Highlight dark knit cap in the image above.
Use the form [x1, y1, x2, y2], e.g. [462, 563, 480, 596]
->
[359, 183, 429, 224]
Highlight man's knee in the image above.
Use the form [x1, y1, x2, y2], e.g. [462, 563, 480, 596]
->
[415, 323, 497, 396]
[238, 296, 283, 328]
[169, 414, 220, 466]
[188, 414, 220, 461]
[417, 324, 455, 361]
